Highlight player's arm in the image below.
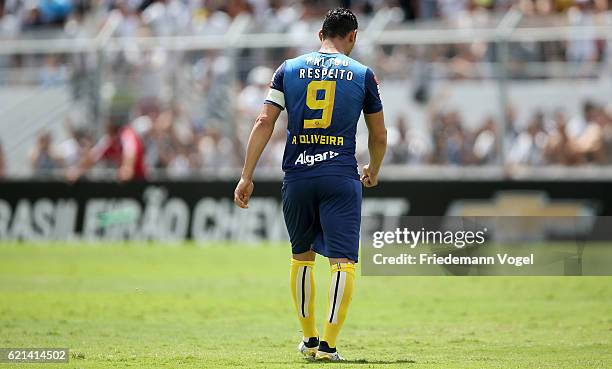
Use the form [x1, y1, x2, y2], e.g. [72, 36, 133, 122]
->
[118, 130, 137, 182]
[362, 111, 387, 187]
[66, 136, 108, 182]
[361, 68, 387, 188]
[234, 103, 282, 208]
[234, 62, 286, 209]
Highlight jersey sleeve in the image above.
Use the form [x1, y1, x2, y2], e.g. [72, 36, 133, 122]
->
[120, 129, 138, 159]
[264, 61, 286, 110]
[363, 68, 383, 114]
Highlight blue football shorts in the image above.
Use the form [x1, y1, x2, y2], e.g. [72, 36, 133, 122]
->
[281, 175, 362, 262]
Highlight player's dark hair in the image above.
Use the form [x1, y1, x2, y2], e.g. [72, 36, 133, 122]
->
[321, 8, 358, 39]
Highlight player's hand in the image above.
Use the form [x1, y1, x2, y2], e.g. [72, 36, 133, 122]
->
[234, 177, 254, 209]
[65, 167, 82, 183]
[360, 164, 379, 188]
[118, 165, 134, 182]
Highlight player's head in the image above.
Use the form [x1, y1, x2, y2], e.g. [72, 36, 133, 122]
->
[105, 112, 127, 138]
[319, 8, 358, 56]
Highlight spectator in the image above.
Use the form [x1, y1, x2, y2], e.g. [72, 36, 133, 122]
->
[438, 0, 470, 23]
[572, 102, 609, 163]
[0, 0, 21, 37]
[430, 110, 470, 165]
[568, 100, 598, 138]
[30, 131, 64, 176]
[23, 0, 74, 28]
[0, 139, 5, 179]
[57, 121, 91, 169]
[389, 116, 411, 164]
[166, 144, 191, 178]
[508, 111, 547, 166]
[107, 0, 142, 38]
[68, 116, 147, 181]
[141, 0, 190, 36]
[388, 116, 429, 165]
[472, 116, 497, 165]
[544, 110, 578, 165]
[238, 66, 274, 120]
[39, 55, 67, 86]
[566, 0, 599, 75]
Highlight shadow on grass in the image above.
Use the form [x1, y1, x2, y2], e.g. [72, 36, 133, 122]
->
[306, 359, 417, 365]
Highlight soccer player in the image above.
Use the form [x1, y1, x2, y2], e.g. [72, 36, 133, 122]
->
[68, 118, 146, 182]
[234, 8, 387, 361]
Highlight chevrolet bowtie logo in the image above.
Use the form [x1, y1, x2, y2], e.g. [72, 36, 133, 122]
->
[445, 191, 597, 242]
[446, 191, 595, 217]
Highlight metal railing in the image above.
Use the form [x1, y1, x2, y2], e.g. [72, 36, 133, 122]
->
[2, 10, 612, 53]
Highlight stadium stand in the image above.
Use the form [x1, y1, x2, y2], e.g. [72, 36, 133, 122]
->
[1, 0, 612, 179]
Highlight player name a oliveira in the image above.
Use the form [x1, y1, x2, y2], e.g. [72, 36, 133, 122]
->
[291, 134, 344, 145]
[372, 253, 535, 266]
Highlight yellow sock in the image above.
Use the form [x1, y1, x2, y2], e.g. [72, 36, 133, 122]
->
[322, 262, 355, 348]
[290, 259, 318, 339]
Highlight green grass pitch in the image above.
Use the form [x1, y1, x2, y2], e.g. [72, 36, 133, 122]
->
[0, 243, 610, 369]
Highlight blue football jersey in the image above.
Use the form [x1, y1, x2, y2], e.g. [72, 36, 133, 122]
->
[264, 51, 382, 181]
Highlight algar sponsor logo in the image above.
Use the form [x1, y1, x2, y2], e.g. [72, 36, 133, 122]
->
[295, 150, 339, 166]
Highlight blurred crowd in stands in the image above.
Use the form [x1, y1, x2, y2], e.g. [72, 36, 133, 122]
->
[14, 94, 612, 180]
[421, 99, 612, 166]
[1, 0, 612, 179]
[2, 0, 611, 83]
[1, 0, 610, 37]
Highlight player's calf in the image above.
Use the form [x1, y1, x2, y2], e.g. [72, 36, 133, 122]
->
[321, 262, 355, 349]
[290, 258, 318, 338]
